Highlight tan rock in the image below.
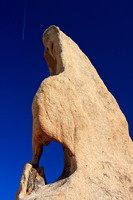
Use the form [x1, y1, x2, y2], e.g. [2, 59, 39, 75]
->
[21, 25, 133, 199]
[15, 163, 46, 200]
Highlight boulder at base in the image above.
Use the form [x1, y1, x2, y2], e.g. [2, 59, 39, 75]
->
[16, 163, 46, 200]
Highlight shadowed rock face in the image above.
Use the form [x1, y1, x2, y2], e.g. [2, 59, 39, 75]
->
[18, 26, 133, 200]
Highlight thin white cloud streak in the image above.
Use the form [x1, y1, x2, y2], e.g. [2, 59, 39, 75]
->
[22, 0, 27, 40]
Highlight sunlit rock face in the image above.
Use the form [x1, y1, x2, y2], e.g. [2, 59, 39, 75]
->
[15, 163, 46, 200]
[19, 26, 133, 200]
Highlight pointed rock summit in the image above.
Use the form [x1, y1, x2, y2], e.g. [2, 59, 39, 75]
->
[17, 25, 133, 200]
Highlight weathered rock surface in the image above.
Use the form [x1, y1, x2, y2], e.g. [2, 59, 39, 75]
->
[19, 25, 133, 199]
[16, 163, 46, 200]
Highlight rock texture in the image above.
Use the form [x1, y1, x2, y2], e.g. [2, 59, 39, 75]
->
[16, 163, 46, 200]
[19, 25, 133, 199]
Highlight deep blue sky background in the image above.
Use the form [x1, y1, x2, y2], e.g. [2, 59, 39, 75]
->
[0, 0, 133, 199]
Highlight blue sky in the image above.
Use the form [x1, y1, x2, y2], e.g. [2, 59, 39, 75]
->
[0, 0, 133, 199]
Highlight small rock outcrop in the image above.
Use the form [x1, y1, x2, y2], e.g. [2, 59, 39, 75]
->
[17, 26, 133, 200]
[15, 163, 46, 200]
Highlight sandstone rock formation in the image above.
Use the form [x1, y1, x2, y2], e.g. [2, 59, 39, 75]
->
[16, 163, 46, 200]
[18, 25, 133, 199]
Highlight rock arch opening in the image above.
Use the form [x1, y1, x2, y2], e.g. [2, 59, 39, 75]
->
[40, 141, 64, 184]
[39, 141, 77, 184]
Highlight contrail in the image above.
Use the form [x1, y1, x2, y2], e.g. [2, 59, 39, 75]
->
[22, 0, 27, 40]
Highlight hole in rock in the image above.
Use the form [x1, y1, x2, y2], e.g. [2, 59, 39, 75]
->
[39, 141, 64, 184]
